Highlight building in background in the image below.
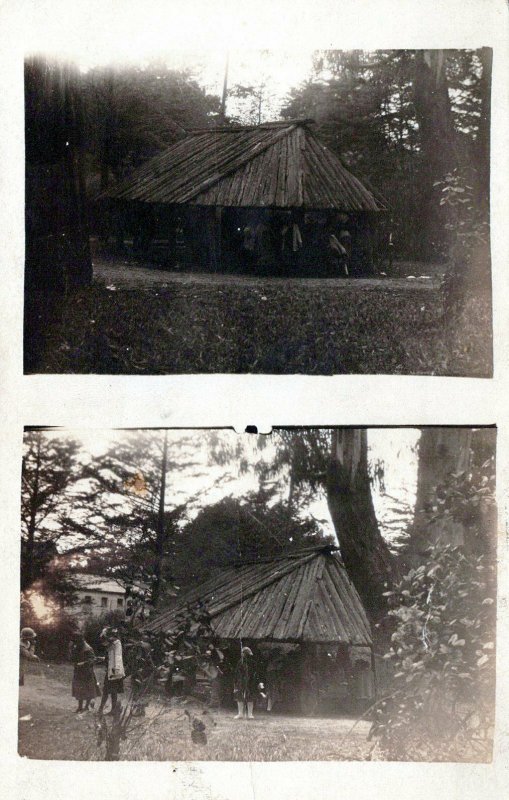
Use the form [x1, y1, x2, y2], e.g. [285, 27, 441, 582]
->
[67, 574, 126, 621]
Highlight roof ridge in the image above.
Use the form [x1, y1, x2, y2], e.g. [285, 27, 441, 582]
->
[229, 543, 339, 567]
[187, 119, 315, 133]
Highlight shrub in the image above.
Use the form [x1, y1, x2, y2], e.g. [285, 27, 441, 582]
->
[371, 545, 495, 761]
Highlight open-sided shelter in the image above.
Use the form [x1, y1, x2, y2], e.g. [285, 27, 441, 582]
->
[145, 545, 375, 713]
[104, 120, 386, 276]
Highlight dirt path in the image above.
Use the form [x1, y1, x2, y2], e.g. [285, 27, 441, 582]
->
[93, 258, 441, 292]
[19, 664, 373, 761]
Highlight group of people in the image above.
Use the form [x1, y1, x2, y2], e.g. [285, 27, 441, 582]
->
[22, 629, 360, 719]
[19, 625, 150, 717]
[69, 627, 127, 715]
[69, 627, 154, 716]
[236, 211, 353, 277]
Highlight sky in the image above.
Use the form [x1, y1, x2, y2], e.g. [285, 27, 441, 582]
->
[34, 427, 419, 544]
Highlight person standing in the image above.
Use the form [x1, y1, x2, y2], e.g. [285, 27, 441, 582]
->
[69, 632, 101, 713]
[233, 646, 259, 719]
[19, 627, 39, 686]
[98, 627, 125, 715]
[265, 650, 285, 712]
[130, 636, 154, 717]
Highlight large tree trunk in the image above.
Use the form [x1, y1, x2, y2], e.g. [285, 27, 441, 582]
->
[326, 429, 397, 628]
[411, 428, 473, 560]
[412, 50, 457, 259]
[24, 57, 92, 290]
[152, 431, 168, 607]
[23, 433, 42, 591]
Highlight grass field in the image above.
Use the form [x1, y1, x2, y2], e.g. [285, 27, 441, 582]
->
[19, 663, 373, 762]
[24, 260, 492, 376]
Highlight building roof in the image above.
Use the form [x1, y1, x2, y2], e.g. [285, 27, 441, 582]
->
[72, 574, 125, 595]
[105, 120, 385, 212]
[144, 546, 372, 646]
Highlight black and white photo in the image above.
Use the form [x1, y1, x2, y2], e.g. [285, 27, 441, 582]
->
[24, 48, 492, 376]
[19, 427, 497, 762]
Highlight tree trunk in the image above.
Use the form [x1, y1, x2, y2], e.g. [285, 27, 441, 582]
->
[411, 428, 473, 560]
[152, 431, 168, 607]
[412, 50, 457, 259]
[24, 57, 92, 290]
[326, 429, 397, 628]
[24, 433, 42, 591]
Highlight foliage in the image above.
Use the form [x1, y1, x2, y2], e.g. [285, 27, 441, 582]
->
[26, 271, 490, 377]
[93, 605, 223, 759]
[435, 169, 491, 309]
[403, 427, 496, 561]
[80, 430, 205, 606]
[282, 49, 490, 262]
[174, 487, 332, 587]
[21, 430, 112, 594]
[228, 52, 283, 125]
[82, 62, 221, 191]
[20, 599, 78, 662]
[372, 546, 495, 761]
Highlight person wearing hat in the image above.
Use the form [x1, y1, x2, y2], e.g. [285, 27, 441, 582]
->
[98, 627, 125, 715]
[19, 628, 39, 686]
[69, 632, 101, 713]
[233, 645, 260, 719]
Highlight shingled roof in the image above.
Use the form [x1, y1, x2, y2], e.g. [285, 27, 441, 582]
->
[105, 120, 385, 212]
[144, 546, 372, 646]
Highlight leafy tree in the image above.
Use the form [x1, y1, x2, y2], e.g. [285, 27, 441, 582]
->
[372, 547, 495, 761]
[210, 428, 398, 630]
[174, 486, 332, 588]
[407, 428, 496, 562]
[86, 430, 212, 607]
[435, 169, 491, 312]
[281, 49, 491, 265]
[371, 428, 496, 761]
[21, 430, 108, 593]
[83, 62, 221, 191]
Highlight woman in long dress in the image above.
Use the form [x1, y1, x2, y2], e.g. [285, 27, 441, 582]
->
[233, 646, 259, 719]
[69, 632, 100, 713]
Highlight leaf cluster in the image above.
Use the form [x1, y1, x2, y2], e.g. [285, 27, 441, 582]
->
[372, 545, 495, 761]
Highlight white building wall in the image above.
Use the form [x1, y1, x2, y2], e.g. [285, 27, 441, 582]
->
[70, 589, 126, 619]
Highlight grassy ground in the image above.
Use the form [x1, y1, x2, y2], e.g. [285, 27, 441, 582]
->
[24, 259, 492, 376]
[19, 663, 373, 762]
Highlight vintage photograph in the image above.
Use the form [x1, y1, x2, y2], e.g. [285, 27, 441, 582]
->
[24, 48, 492, 376]
[19, 426, 496, 762]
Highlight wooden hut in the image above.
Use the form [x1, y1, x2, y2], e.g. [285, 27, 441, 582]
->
[104, 120, 386, 276]
[144, 546, 375, 714]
